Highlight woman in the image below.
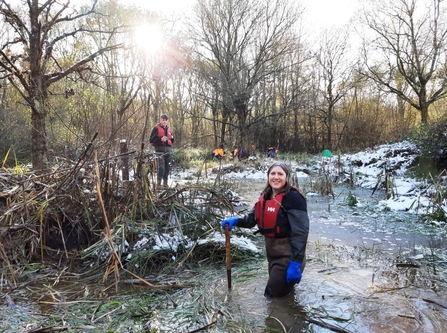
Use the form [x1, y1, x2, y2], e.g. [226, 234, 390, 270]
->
[221, 162, 309, 298]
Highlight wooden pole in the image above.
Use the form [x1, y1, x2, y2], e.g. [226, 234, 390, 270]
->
[225, 224, 232, 289]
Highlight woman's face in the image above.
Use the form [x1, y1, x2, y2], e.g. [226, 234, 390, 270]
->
[268, 166, 287, 194]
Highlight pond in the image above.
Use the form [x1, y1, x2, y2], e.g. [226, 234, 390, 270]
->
[215, 179, 447, 333]
[1, 178, 447, 333]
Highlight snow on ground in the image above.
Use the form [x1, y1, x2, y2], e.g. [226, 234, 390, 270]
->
[160, 140, 446, 255]
[197, 140, 444, 217]
[328, 140, 444, 216]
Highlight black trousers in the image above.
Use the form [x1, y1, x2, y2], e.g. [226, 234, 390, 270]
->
[264, 237, 306, 298]
[154, 148, 172, 183]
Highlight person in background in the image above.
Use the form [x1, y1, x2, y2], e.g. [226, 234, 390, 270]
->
[149, 114, 174, 188]
[221, 162, 309, 298]
[237, 147, 247, 160]
[249, 144, 257, 161]
[232, 147, 239, 160]
[212, 145, 225, 160]
[267, 146, 277, 158]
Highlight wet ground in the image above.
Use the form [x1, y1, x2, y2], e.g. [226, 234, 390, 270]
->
[214, 179, 447, 332]
[1, 178, 447, 332]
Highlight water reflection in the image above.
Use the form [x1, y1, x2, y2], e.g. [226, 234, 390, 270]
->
[221, 181, 447, 333]
[264, 293, 308, 333]
[218, 266, 310, 332]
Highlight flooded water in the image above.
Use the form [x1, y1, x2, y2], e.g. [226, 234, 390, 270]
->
[213, 179, 447, 333]
[307, 188, 447, 253]
[2, 178, 447, 332]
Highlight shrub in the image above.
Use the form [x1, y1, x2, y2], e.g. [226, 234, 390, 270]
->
[410, 117, 447, 171]
[172, 148, 205, 169]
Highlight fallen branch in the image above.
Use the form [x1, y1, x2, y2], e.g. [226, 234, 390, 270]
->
[368, 286, 408, 296]
[398, 314, 416, 319]
[26, 325, 96, 332]
[187, 320, 218, 333]
[422, 298, 447, 309]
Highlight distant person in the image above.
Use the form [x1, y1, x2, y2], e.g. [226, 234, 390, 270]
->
[149, 114, 174, 188]
[232, 147, 239, 160]
[212, 145, 225, 160]
[238, 148, 247, 160]
[249, 144, 257, 160]
[267, 146, 277, 158]
[251, 144, 256, 154]
[248, 152, 257, 161]
[221, 162, 309, 298]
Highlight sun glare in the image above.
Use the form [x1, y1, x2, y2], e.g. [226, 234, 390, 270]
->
[133, 23, 164, 55]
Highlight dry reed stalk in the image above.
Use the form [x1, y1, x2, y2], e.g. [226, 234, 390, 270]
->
[0, 242, 17, 287]
[94, 150, 121, 286]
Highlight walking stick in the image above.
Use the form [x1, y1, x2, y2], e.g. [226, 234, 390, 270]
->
[225, 224, 232, 289]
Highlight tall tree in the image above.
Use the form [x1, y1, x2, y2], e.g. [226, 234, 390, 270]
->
[360, 0, 447, 124]
[189, 0, 302, 148]
[315, 27, 353, 150]
[0, 0, 122, 171]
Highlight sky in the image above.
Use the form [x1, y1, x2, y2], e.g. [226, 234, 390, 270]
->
[121, 0, 360, 30]
[300, 0, 361, 30]
[119, 0, 196, 17]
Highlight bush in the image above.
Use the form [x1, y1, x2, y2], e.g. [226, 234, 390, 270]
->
[172, 148, 206, 169]
[410, 158, 439, 179]
[410, 117, 447, 170]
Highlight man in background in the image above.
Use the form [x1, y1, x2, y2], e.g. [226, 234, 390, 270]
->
[149, 114, 174, 188]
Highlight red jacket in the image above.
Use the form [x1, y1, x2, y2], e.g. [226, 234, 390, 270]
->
[149, 124, 173, 147]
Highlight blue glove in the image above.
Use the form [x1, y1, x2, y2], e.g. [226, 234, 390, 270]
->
[221, 216, 239, 231]
[286, 260, 302, 284]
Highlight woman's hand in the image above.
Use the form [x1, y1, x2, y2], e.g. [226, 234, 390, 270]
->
[221, 217, 239, 231]
[286, 260, 302, 284]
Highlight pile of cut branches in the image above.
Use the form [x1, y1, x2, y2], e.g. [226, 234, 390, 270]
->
[0, 145, 238, 288]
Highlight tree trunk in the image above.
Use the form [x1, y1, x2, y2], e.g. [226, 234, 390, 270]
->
[234, 93, 249, 149]
[420, 101, 429, 124]
[31, 101, 47, 172]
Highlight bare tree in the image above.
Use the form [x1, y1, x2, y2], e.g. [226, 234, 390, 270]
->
[360, 0, 447, 124]
[0, 0, 122, 171]
[189, 0, 303, 148]
[315, 27, 353, 150]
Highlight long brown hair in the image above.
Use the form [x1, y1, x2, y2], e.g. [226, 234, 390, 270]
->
[261, 162, 293, 198]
